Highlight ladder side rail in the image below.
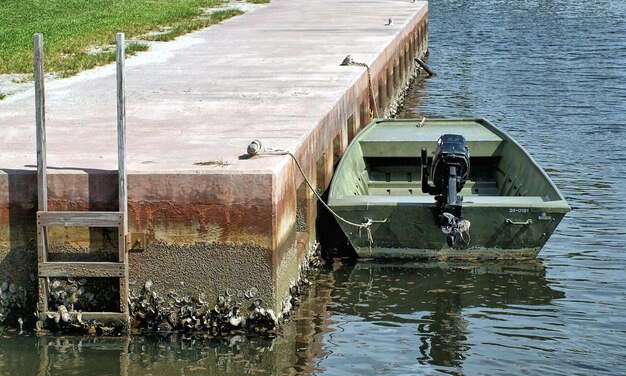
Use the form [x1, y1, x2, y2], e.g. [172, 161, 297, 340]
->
[116, 32, 128, 242]
[34, 33, 50, 315]
[34, 33, 48, 265]
[116, 33, 130, 319]
[35, 33, 47, 214]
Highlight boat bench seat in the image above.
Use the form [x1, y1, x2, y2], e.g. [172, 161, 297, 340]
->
[333, 195, 549, 206]
[360, 140, 502, 158]
[462, 196, 548, 205]
[367, 179, 500, 196]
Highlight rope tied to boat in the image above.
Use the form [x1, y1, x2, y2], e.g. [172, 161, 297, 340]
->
[358, 217, 389, 249]
[248, 143, 388, 248]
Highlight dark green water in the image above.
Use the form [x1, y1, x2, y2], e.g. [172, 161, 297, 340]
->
[2, 0, 626, 374]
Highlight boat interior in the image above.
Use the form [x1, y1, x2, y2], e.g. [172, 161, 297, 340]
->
[331, 119, 565, 205]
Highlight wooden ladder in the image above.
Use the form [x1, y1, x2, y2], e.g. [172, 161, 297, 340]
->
[35, 33, 130, 327]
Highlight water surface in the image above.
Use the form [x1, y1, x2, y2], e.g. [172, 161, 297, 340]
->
[2, 0, 626, 374]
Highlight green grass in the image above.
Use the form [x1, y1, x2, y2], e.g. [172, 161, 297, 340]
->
[142, 9, 243, 42]
[247, 0, 270, 4]
[0, 0, 243, 76]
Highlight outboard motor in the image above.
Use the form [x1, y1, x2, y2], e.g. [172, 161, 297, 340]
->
[421, 134, 471, 246]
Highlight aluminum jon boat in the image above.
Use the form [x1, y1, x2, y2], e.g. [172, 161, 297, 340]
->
[327, 118, 570, 259]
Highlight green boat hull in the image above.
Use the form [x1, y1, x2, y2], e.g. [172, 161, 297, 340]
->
[327, 118, 570, 259]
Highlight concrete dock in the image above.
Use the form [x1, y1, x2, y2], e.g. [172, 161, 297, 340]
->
[0, 0, 428, 326]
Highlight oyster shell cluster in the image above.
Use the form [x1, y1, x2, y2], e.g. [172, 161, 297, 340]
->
[0, 281, 28, 326]
[129, 280, 277, 335]
[41, 278, 121, 334]
[44, 305, 77, 326]
[44, 277, 94, 330]
[48, 277, 95, 311]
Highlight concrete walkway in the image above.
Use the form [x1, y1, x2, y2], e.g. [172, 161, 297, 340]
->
[1, 0, 426, 173]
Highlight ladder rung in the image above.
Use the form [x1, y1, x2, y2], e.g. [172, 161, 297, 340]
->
[37, 211, 124, 227]
[40, 311, 127, 322]
[39, 262, 127, 278]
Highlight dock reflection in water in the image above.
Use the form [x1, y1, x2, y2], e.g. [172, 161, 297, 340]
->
[0, 255, 331, 376]
[0, 334, 281, 375]
[0, 258, 616, 375]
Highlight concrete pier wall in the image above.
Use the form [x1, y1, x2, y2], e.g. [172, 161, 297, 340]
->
[0, 0, 428, 321]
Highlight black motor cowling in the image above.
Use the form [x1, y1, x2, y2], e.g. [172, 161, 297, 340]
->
[421, 134, 469, 196]
[431, 134, 469, 194]
[421, 134, 471, 246]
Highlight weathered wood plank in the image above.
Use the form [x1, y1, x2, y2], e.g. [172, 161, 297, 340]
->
[119, 230, 127, 262]
[119, 278, 129, 314]
[38, 261, 126, 277]
[40, 311, 127, 322]
[38, 278, 49, 313]
[116, 32, 128, 236]
[35, 36, 48, 268]
[116, 37, 129, 328]
[37, 226, 47, 263]
[37, 211, 123, 227]
[34, 33, 47, 213]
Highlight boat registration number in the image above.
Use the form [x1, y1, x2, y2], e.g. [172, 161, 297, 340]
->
[509, 208, 529, 213]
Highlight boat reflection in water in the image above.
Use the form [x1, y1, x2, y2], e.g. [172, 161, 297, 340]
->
[0, 259, 564, 375]
[309, 259, 565, 373]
